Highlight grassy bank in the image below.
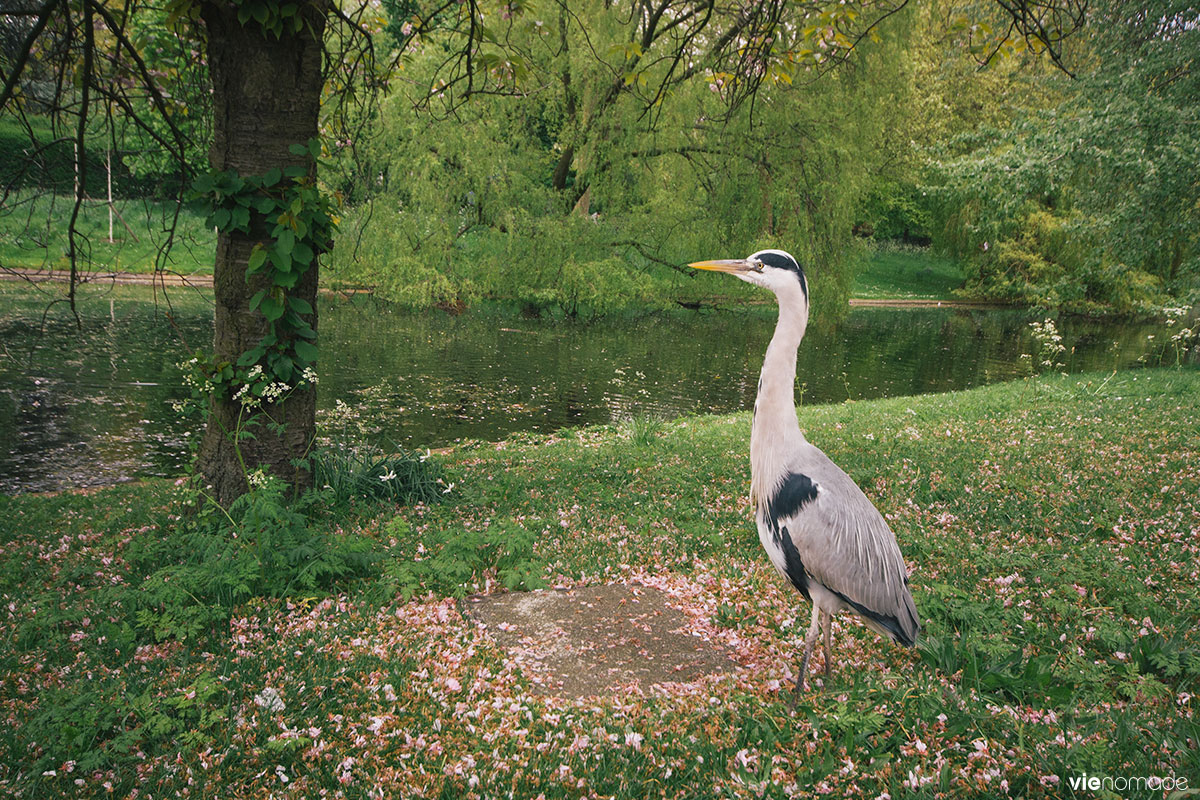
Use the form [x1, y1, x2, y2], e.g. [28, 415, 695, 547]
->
[2, 369, 1198, 798]
[0, 202, 968, 307]
[0, 192, 214, 275]
[852, 245, 964, 301]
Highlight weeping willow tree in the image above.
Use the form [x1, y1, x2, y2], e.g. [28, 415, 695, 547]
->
[926, 0, 1200, 314]
[334, 0, 916, 318]
[332, 0, 1094, 317]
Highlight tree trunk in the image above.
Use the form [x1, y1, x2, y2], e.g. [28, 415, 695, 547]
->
[196, 2, 327, 505]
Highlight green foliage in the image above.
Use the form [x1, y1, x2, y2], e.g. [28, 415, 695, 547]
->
[854, 179, 932, 244]
[926, 0, 1200, 314]
[0, 113, 152, 197]
[311, 444, 444, 507]
[379, 517, 547, 599]
[329, 0, 913, 318]
[116, 6, 211, 185]
[130, 477, 381, 641]
[187, 141, 333, 398]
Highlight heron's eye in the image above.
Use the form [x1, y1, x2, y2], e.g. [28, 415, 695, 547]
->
[751, 261, 764, 273]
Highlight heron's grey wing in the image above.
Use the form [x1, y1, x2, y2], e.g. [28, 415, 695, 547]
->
[764, 443, 920, 645]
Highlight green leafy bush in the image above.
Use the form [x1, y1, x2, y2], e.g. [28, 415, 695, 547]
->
[130, 478, 382, 641]
[379, 517, 546, 599]
[926, 4, 1199, 315]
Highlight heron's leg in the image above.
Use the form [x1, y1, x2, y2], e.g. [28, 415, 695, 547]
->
[790, 604, 822, 707]
[821, 611, 832, 675]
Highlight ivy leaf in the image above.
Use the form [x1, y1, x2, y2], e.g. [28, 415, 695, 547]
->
[249, 289, 267, 311]
[237, 346, 266, 367]
[274, 354, 294, 382]
[294, 339, 319, 364]
[288, 142, 309, 156]
[269, 248, 293, 274]
[263, 167, 282, 187]
[277, 229, 295, 256]
[256, 196, 277, 214]
[260, 296, 285, 322]
[287, 296, 313, 315]
[192, 173, 215, 194]
[211, 208, 231, 230]
[247, 247, 267, 274]
[231, 206, 250, 231]
[291, 241, 314, 265]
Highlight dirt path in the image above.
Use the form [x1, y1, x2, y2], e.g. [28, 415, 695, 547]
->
[0, 267, 213, 288]
[463, 584, 736, 698]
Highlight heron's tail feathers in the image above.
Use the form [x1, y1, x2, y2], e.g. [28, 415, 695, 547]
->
[846, 588, 920, 647]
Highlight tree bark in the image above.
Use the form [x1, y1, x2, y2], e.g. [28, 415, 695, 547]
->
[196, 2, 327, 505]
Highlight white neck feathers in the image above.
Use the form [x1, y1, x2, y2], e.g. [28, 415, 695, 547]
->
[750, 280, 809, 509]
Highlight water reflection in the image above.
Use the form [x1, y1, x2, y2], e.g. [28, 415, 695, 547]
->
[0, 284, 1188, 493]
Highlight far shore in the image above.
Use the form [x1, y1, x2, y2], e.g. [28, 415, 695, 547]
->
[0, 266, 1004, 308]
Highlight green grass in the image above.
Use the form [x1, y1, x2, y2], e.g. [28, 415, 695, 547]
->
[0, 190, 214, 275]
[853, 245, 965, 300]
[2, 368, 1197, 797]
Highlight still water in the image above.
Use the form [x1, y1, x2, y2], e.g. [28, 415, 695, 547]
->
[0, 283, 1186, 493]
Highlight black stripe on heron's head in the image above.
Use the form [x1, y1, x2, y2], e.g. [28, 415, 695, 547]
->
[753, 251, 809, 302]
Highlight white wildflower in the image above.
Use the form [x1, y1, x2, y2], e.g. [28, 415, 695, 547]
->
[254, 686, 286, 713]
[233, 383, 260, 408]
[261, 381, 291, 403]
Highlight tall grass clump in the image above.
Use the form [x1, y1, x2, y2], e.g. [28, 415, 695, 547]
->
[313, 393, 446, 507]
[311, 445, 443, 506]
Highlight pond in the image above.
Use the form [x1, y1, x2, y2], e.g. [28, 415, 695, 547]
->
[0, 282, 1190, 493]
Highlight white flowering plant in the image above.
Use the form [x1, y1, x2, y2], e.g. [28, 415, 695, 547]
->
[1026, 318, 1068, 374]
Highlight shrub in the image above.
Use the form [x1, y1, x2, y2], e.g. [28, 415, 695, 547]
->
[379, 517, 546, 600]
[129, 478, 382, 641]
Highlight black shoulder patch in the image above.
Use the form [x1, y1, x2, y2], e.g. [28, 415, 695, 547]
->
[777, 526, 811, 601]
[765, 472, 818, 533]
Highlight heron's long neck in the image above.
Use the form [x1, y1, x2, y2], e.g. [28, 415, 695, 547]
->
[750, 284, 809, 508]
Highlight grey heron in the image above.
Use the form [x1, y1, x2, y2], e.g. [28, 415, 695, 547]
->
[689, 249, 920, 697]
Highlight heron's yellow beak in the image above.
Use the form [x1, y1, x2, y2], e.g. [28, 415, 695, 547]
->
[688, 258, 759, 274]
